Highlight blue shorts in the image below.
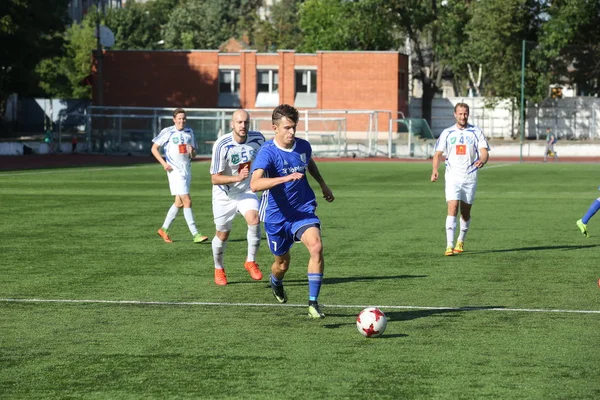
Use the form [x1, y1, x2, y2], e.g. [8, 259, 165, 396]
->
[264, 215, 321, 256]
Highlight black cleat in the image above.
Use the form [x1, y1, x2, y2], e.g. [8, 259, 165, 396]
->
[271, 283, 287, 303]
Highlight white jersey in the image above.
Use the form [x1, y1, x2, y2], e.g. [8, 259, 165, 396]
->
[435, 123, 490, 183]
[152, 125, 196, 177]
[210, 130, 265, 198]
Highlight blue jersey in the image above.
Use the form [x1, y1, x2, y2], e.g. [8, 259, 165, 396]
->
[252, 138, 317, 224]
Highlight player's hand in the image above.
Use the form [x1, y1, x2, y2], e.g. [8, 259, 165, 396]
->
[473, 160, 486, 169]
[186, 144, 195, 157]
[164, 164, 173, 172]
[237, 165, 250, 181]
[285, 172, 304, 182]
[431, 171, 439, 182]
[321, 186, 334, 202]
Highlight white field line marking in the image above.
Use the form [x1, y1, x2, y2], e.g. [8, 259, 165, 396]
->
[1, 298, 598, 314]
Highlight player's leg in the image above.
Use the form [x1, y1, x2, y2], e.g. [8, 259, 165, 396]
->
[238, 194, 262, 280]
[455, 202, 472, 253]
[157, 174, 185, 242]
[212, 196, 236, 285]
[265, 221, 292, 303]
[297, 223, 326, 319]
[445, 180, 461, 255]
[455, 183, 476, 253]
[179, 193, 208, 243]
[577, 196, 600, 237]
[158, 199, 178, 243]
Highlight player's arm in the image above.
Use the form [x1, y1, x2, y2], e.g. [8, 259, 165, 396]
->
[211, 170, 246, 185]
[250, 168, 303, 193]
[474, 147, 489, 169]
[151, 142, 172, 172]
[307, 159, 334, 202]
[431, 150, 444, 182]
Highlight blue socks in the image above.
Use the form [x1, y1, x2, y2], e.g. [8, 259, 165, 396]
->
[270, 273, 283, 287]
[582, 199, 600, 224]
[308, 273, 323, 303]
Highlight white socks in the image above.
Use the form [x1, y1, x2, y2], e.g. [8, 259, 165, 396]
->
[183, 207, 198, 235]
[446, 215, 457, 247]
[212, 236, 227, 269]
[457, 217, 470, 242]
[246, 224, 261, 262]
[162, 204, 179, 229]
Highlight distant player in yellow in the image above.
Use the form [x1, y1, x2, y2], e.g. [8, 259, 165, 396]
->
[151, 108, 208, 244]
[431, 103, 490, 256]
[210, 109, 265, 285]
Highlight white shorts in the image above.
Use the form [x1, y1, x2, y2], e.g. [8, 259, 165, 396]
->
[212, 191, 259, 231]
[167, 170, 191, 195]
[445, 179, 477, 204]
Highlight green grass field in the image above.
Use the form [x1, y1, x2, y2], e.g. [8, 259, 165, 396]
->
[1, 160, 599, 399]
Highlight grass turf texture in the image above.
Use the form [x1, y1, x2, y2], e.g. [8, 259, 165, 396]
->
[1, 161, 599, 399]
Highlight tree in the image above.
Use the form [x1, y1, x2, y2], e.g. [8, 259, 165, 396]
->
[299, 0, 395, 52]
[540, 0, 600, 96]
[386, 0, 444, 125]
[0, 0, 69, 119]
[162, 0, 262, 50]
[105, 2, 160, 50]
[464, 0, 543, 101]
[36, 13, 97, 99]
[251, 0, 303, 52]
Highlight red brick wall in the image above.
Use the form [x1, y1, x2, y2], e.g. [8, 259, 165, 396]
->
[95, 50, 409, 129]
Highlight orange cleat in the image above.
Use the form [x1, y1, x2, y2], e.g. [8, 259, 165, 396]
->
[453, 241, 464, 254]
[214, 269, 227, 286]
[244, 261, 263, 280]
[157, 228, 172, 243]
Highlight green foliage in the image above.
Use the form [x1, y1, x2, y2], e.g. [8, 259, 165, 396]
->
[299, 0, 394, 52]
[105, 2, 159, 50]
[162, 0, 261, 50]
[252, 0, 303, 52]
[1, 161, 600, 398]
[540, 0, 600, 96]
[465, 0, 543, 101]
[0, 0, 69, 115]
[36, 14, 96, 99]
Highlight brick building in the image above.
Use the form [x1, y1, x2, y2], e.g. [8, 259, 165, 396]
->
[94, 50, 409, 120]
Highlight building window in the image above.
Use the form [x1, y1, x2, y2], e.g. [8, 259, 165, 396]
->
[294, 69, 317, 108]
[255, 69, 279, 107]
[218, 69, 240, 107]
[219, 70, 240, 94]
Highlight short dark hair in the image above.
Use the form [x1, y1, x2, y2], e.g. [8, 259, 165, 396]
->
[272, 104, 299, 125]
[454, 102, 469, 112]
[173, 108, 186, 118]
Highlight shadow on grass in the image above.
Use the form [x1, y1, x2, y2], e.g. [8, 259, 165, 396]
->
[259, 275, 428, 287]
[323, 306, 503, 338]
[467, 244, 599, 254]
[226, 275, 427, 287]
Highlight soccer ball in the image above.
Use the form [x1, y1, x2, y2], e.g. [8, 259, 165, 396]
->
[356, 307, 387, 338]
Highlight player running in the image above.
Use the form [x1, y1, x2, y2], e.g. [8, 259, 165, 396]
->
[250, 104, 335, 319]
[210, 109, 265, 285]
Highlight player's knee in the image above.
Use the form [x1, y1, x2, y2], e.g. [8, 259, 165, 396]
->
[305, 238, 323, 258]
[273, 260, 289, 274]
